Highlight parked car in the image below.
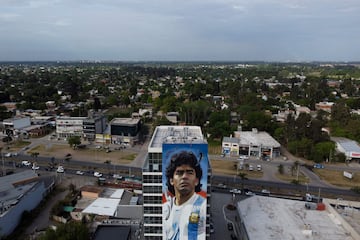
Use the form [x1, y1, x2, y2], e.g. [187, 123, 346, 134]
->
[244, 188, 255, 196]
[4, 152, 12, 157]
[257, 164, 262, 171]
[94, 172, 103, 177]
[261, 189, 271, 196]
[248, 164, 254, 171]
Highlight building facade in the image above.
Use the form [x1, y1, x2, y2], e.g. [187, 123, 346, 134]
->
[83, 113, 107, 141]
[222, 128, 281, 159]
[142, 125, 211, 239]
[56, 116, 87, 139]
[110, 118, 141, 146]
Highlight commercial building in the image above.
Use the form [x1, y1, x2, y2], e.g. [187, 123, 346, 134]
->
[142, 125, 211, 239]
[2, 116, 31, 136]
[110, 118, 141, 146]
[83, 113, 107, 141]
[222, 128, 281, 159]
[56, 116, 87, 139]
[237, 195, 360, 240]
[331, 137, 360, 161]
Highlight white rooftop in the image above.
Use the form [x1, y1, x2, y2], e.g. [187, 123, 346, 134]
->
[237, 196, 354, 240]
[148, 125, 205, 153]
[110, 189, 125, 199]
[235, 129, 280, 148]
[82, 198, 120, 216]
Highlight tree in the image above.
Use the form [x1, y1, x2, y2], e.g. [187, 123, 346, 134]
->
[68, 136, 81, 148]
[312, 141, 335, 163]
[278, 164, 284, 175]
[38, 221, 89, 240]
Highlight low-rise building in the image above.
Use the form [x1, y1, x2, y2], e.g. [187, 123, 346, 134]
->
[237, 195, 360, 240]
[222, 127, 281, 159]
[331, 137, 360, 161]
[110, 118, 141, 146]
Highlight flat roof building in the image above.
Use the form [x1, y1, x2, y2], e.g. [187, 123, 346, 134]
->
[237, 195, 358, 240]
[222, 127, 281, 159]
[110, 118, 141, 146]
[331, 137, 360, 161]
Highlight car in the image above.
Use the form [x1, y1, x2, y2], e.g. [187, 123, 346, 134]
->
[22, 160, 31, 166]
[238, 155, 248, 160]
[248, 164, 254, 171]
[113, 174, 124, 180]
[244, 189, 255, 196]
[95, 145, 102, 149]
[261, 189, 271, 196]
[217, 183, 227, 189]
[57, 166, 64, 173]
[230, 189, 241, 194]
[210, 223, 215, 233]
[257, 164, 262, 171]
[227, 222, 234, 231]
[94, 172, 103, 177]
[4, 152, 12, 157]
[32, 164, 40, 170]
[313, 163, 324, 169]
[76, 170, 84, 175]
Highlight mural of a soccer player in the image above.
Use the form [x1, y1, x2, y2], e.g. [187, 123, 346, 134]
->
[162, 143, 208, 240]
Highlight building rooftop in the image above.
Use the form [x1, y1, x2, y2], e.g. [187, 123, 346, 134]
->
[237, 195, 356, 240]
[148, 125, 205, 152]
[110, 118, 140, 126]
[82, 198, 121, 217]
[234, 129, 281, 148]
[332, 137, 360, 153]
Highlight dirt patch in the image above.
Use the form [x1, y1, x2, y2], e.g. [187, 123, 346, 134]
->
[28, 144, 137, 165]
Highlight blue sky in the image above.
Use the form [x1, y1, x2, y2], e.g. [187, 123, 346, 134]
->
[1, 0, 359, 62]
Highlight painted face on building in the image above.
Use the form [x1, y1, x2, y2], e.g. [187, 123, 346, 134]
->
[170, 164, 199, 197]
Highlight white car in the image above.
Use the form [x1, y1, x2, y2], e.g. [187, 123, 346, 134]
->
[22, 160, 31, 166]
[76, 170, 84, 175]
[57, 166, 64, 173]
[32, 164, 40, 170]
[230, 189, 241, 194]
[94, 172, 102, 177]
[113, 174, 123, 180]
[4, 152, 12, 157]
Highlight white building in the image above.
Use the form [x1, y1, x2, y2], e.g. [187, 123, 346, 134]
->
[56, 116, 87, 139]
[222, 128, 281, 159]
[331, 137, 360, 161]
[237, 195, 359, 240]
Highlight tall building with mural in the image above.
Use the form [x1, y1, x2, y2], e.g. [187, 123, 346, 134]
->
[142, 126, 211, 239]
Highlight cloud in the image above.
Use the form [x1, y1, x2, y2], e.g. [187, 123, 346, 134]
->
[0, 13, 21, 21]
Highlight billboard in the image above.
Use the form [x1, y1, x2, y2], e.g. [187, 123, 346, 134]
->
[162, 143, 208, 240]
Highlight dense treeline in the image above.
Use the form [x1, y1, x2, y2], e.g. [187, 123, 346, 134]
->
[1, 62, 360, 162]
